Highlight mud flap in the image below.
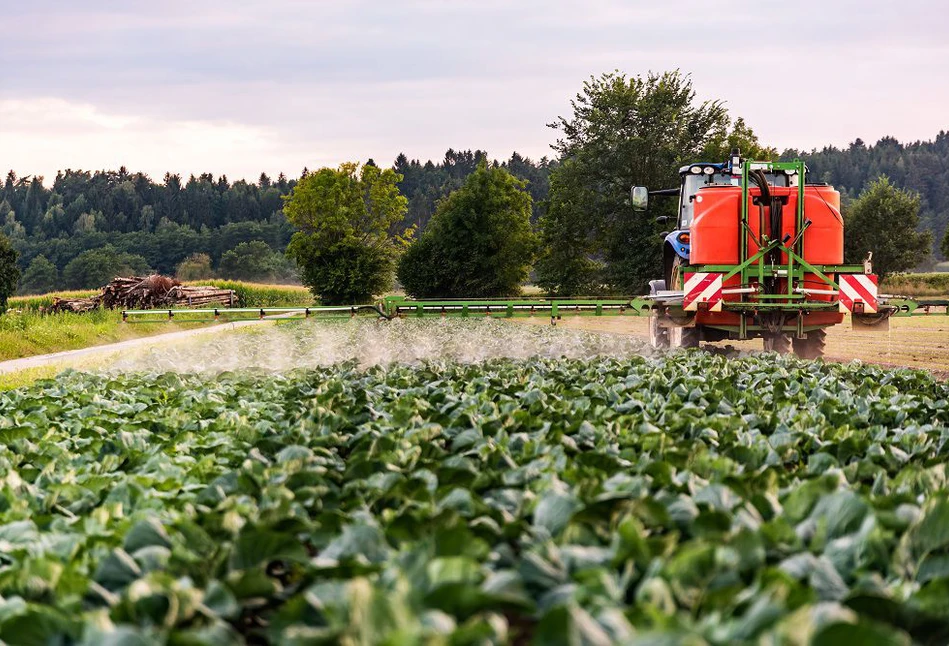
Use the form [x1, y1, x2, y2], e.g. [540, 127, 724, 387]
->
[852, 313, 890, 332]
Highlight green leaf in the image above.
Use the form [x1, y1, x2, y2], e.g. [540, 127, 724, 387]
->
[94, 549, 143, 591]
[811, 619, 911, 646]
[124, 518, 172, 553]
[533, 488, 581, 537]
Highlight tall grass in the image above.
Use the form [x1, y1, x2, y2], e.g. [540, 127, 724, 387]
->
[11, 290, 99, 311]
[0, 309, 202, 361]
[189, 280, 314, 307]
[882, 273, 949, 297]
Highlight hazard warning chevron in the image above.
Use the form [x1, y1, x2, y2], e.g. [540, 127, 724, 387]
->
[838, 274, 878, 313]
[683, 272, 723, 312]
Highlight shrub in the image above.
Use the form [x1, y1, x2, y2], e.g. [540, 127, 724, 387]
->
[283, 163, 407, 304]
[175, 253, 214, 281]
[397, 163, 536, 298]
[62, 246, 150, 289]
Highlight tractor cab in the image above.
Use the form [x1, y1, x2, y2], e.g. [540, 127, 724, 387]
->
[635, 156, 797, 285]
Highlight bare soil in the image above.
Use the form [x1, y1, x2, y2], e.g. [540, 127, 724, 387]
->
[515, 315, 949, 374]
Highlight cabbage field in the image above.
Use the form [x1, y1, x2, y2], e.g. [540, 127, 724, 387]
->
[1, 321, 949, 644]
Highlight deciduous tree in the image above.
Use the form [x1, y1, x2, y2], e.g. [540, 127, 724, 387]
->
[537, 70, 767, 294]
[845, 176, 932, 279]
[0, 235, 19, 309]
[397, 163, 536, 298]
[284, 163, 407, 304]
[19, 254, 58, 295]
[62, 246, 150, 289]
[175, 253, 214, 281]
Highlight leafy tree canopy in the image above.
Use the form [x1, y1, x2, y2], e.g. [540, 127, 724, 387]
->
[284, 163, 407, 304]
[397, 163, 537, 298]
[537, 69, 769, 295]
[62, 246, 150, 290]
[844, 176, 932, 279]
[175, 253, 214, 281]
[219, 240, 297, 283]
[0, 235, 19, 309]
[18, 254, 58, 295]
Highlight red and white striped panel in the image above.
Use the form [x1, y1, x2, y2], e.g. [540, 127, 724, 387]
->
[683, 272, 723, 312]
[838, 274, 878, 313]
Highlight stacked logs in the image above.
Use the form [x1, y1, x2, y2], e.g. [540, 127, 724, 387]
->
[48, 298, 99, 314]
[49, 275, 236, 313]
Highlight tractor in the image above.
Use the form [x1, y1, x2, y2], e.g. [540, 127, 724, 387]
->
[631, 150, 891, 359]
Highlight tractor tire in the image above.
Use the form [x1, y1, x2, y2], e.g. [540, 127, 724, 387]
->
[648, 313, 670, 349]
[762, 333, 791, 354]
[792, 329, 827, 360]
[670, 325, 700, 349]
[667, 256, 686, 292]
[648, 280, 670, 350]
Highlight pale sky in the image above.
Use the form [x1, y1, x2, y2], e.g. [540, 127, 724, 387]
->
[2, 0, 947, 184]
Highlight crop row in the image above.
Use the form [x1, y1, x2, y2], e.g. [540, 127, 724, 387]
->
[0, 354, 947, 643]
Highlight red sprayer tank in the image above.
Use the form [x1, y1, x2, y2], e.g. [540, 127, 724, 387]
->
[690, 185, 843, 265]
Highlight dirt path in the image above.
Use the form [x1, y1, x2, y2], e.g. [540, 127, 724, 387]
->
[516, 315, 949, 373]
[0, 320, 269, 375]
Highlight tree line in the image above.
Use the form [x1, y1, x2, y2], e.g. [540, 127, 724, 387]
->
[784, 134, 949, 252]
[1, 69, 942, 304]
[0, 152, 556, 294]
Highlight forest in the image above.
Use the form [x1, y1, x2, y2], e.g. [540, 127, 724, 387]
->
[2, 132, 947, 292]
[781, 133, 949, 248]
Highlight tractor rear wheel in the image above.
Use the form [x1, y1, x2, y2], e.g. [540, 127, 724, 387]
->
[647, 280, 670, 350]
[762, 334, 791, 354]
[792, 329, 827, 360]
[670, 325, 700, 349]
[648, 313, 669, 349]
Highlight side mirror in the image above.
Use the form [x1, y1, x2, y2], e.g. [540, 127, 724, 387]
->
[654, 215, 670, 224]
[631, 186, 648, 212]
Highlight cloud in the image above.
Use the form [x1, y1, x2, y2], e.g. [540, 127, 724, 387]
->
[0, 98, 316, 182]
[1, 0, 948, 181]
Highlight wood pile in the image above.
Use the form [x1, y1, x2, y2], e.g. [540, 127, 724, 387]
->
[101, 275, 180, 309]
[48, 298, 100, 314]
[166, 285, 236, 308]
[48, 274, 236, 313]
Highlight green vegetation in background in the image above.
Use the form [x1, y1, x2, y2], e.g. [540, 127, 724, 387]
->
[1, 154, 553, 288]
[218, 240, 297, 283]
[394, 149, 555, 229]
[5, 74, 949, 296]
[845, 177, 932, 279]
[535, 70, 773, 296]
[0, 353, 947, 642]
[10, 289, 98, 310]
[174, 252, 214, 281]
[284, 163, 408, 304]
[882, 272, 949, 296]
[0, 233, 19, 309]
[783, 133, 949, 254]
[0, 309, 202, 361]
[62, 245, 151, 289]
[398, 162, 537, 297]
[194, 280, 314, 307]
[18, 254, 58, 294]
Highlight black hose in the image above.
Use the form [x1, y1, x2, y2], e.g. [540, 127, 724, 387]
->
[750, 169, 771, 203]
[770, 197, 783, 265]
